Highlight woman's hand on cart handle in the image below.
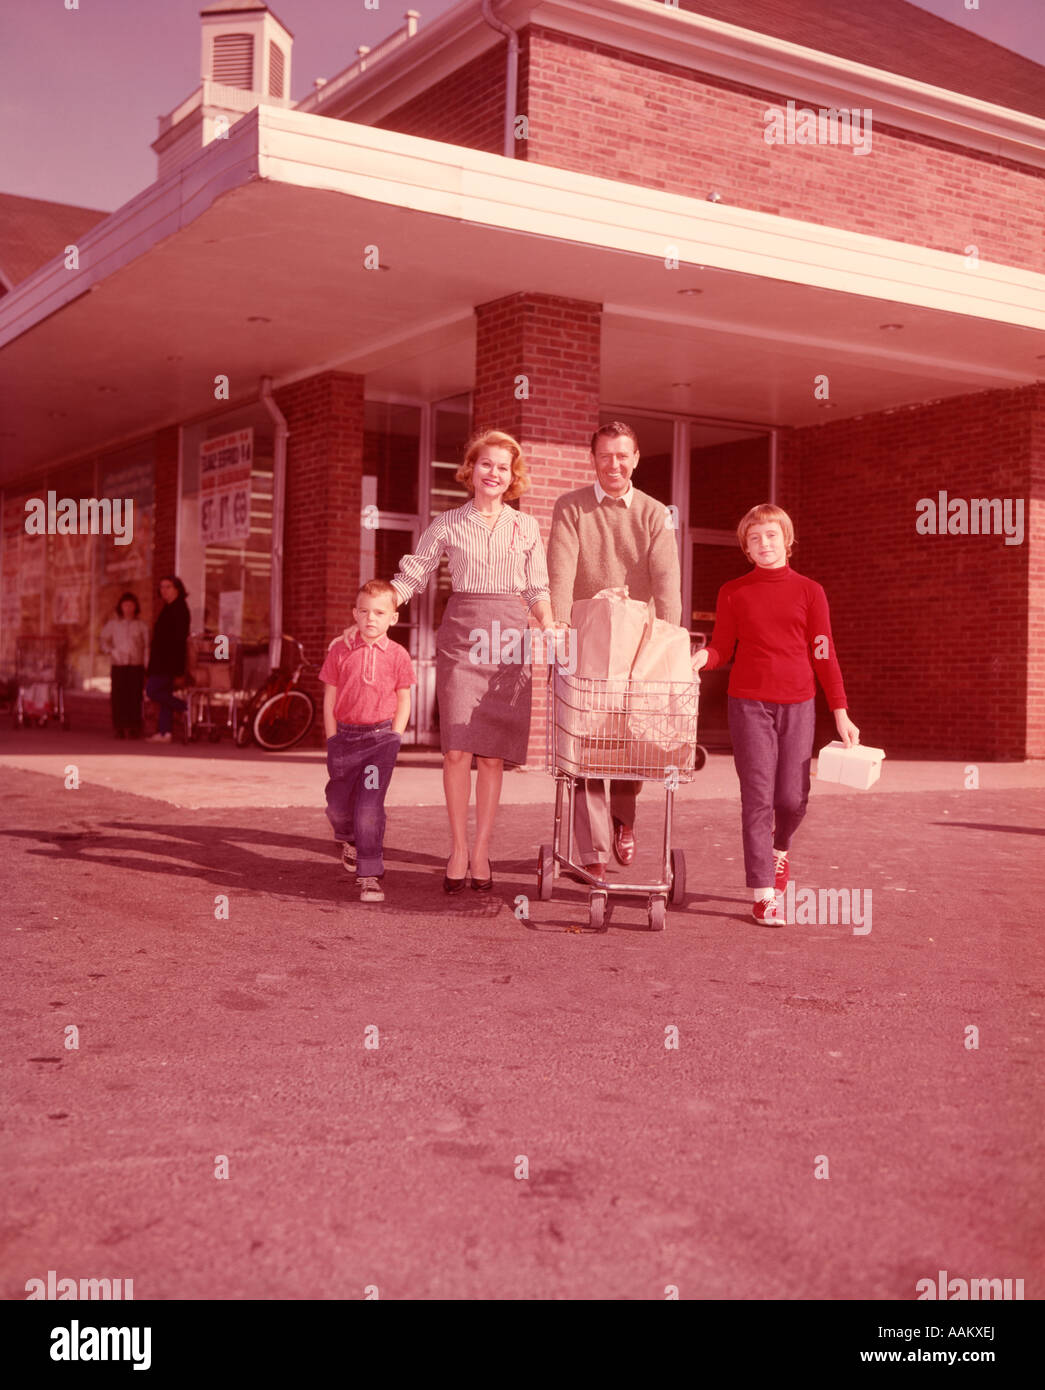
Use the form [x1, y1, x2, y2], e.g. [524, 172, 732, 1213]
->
[834, 710, 860, 747]
[691, 649, 709, 673]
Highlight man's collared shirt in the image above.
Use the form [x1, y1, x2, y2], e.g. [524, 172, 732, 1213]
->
[594, 480, 634, 507]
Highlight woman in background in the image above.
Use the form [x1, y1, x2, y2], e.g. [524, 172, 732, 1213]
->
[146, 576, 190, 744]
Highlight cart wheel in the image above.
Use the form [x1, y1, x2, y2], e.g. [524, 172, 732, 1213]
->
[235, 723, 251, 747]
[693, 744, 707, 771]
[537, 843, 554, 901]
[648, 896, 666, 932]
[669, 848, 686, 905]
[588, 891, 607, 931]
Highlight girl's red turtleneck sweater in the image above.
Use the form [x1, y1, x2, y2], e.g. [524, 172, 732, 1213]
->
[702, 564, 848, 710]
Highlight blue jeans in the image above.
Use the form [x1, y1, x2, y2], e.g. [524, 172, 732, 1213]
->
[728, 696, 815, 887]
[324, 720, 402, 877]
[146, 674, 187, 735]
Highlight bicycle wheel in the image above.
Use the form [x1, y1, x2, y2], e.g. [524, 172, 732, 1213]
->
[253, 689, 315, 751]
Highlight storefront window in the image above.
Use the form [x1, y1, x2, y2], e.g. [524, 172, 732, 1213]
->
[179, 410, 273, 641]
[0, 440, 155, 695]
[364, 401, 420, 515]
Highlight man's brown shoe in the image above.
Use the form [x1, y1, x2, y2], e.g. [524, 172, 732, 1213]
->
[612, 820, 635, 866]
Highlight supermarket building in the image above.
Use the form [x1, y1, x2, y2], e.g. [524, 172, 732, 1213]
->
[0, 0, 1043, 760]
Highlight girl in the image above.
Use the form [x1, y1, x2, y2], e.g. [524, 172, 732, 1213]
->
[100, 591, 149, 738]
[693, 504, 859, 926]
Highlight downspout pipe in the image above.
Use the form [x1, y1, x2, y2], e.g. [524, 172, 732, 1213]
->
[260, 376, 287, 671]
[481, 0, 519, 158]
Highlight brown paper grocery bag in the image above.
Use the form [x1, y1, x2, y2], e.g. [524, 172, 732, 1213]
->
[571, 587, 653, 680]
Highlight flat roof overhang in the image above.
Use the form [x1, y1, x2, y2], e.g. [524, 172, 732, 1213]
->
[1, 105, 1043, 481]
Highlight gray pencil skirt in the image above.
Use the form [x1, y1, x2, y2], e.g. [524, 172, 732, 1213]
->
[436, 593, 533, 765]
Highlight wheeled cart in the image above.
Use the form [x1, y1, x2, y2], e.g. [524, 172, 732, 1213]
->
[13, 637, 69, 729]
[537, 665, 703, 931]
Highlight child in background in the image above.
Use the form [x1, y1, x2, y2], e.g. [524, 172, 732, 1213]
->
[318, 579, 415, 903]
[693, 504, 859, 926]
[100, 591, 149, 738]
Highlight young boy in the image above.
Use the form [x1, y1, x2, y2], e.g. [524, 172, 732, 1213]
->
[693, 504, 859, 927]
[318, 579, 415, 903]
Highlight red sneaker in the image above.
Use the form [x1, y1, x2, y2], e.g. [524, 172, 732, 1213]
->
[773, 850, 789, 893]
[753, 896, 786, 927]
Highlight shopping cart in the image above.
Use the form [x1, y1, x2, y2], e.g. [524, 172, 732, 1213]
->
[13, 637, 69, 729]
[180, 634, 251, 744]
[537, 665, 701, 931]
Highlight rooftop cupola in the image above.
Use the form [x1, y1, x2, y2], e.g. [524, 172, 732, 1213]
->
[153, 1, 294, 181]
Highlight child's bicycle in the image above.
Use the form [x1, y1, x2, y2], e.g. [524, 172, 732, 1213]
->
[236, 635, 316, 751]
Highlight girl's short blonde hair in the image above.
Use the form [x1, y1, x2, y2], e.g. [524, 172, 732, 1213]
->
[456, 430, 531, 501]
[737, 503, 795, 559]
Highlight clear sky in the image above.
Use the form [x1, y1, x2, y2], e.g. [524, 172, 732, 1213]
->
[0, 0, 1042, 213]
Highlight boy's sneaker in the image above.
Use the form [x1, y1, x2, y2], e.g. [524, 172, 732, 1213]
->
[753, 895, 786, 927]
[773, 849, 789, 893]
[358, 875, 385, 903]
[339, 841, 357, 872]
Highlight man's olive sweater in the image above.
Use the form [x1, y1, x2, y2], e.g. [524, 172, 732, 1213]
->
[547, 485, 683, 626]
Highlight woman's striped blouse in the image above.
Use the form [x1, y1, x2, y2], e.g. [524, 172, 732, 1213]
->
[390, 501, 551, 608]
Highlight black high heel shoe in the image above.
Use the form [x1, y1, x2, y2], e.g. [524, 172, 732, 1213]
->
[444, 858, 468, 894]
[470, 866, 493, 891]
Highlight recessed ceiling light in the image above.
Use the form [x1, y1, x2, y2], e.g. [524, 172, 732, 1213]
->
[879, 323, 904, 331]
[247, 315, 272, 323]
[677, 288, 703, 296]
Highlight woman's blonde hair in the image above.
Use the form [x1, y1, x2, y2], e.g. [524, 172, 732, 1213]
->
[737, 503, 795, 559]
[456, 430, 531, 501]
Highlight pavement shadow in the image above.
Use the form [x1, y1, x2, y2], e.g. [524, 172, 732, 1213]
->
[2, 820, 753, 929]
[935, 821, 1045, 836]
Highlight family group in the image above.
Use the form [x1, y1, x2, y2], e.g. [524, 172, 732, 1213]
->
[319, 422, 859, 925]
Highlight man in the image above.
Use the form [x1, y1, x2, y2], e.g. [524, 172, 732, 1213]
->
[547, 422, 683, 877]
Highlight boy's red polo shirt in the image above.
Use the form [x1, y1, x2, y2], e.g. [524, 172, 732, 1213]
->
[318, 633, 416, 725]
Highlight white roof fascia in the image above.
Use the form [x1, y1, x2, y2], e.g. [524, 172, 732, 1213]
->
[256, 109, 1045, 332]
[0, 117, 259, 350]
[308, 0, 1045, 171]
[2, 106, 1043, 358]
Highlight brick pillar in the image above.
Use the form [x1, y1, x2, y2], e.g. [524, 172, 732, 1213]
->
[275, 371, 365, 743]
[152, 426, 179, 622]
[473, 292, 602, 767]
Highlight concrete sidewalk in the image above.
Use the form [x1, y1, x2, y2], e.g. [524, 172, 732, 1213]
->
[1, 727, 1042, 809]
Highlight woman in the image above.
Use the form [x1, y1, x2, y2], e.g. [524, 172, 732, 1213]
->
[386, 430, 555, 891]
[145, 576, 191, 744]
[100, 591, 149, 738]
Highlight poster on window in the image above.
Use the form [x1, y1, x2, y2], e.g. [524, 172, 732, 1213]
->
[200, 429, 252, 547]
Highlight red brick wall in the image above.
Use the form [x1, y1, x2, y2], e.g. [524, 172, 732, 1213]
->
[1029, 386, 1045, 759]
[778, 383, 1042, 760]
[153, 426, 179, 621]
[374, 42, 508, 155]
[515, 26, 1045, 276]
[473, 292, 602, 766]
[276, 371, 365, 742]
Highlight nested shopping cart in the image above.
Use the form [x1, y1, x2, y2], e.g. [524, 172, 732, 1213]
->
[537, 664, 702, 931]
[12, 637, 69, 729]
